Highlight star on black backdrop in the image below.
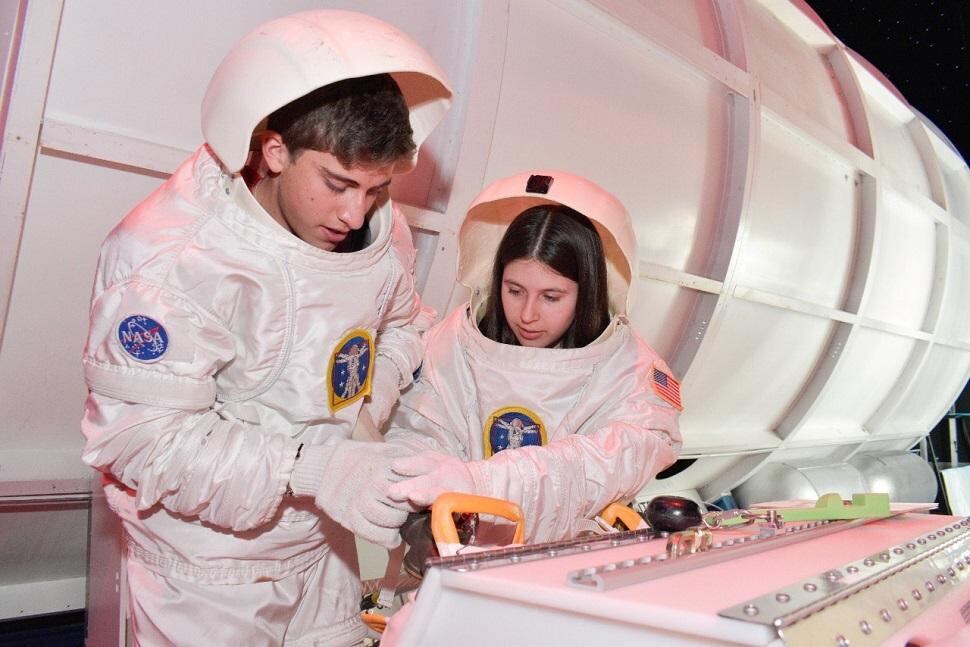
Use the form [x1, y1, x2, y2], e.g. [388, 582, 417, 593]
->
[808, 0, 970, 161]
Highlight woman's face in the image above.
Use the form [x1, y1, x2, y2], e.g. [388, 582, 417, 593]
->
[501, 259, 578, 348]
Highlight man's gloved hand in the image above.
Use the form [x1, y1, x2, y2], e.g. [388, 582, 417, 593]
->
[289, 439, 414, 548]
[387, 451, 486, 508]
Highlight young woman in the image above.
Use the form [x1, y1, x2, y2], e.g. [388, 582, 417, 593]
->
[385, 170, 682, 543]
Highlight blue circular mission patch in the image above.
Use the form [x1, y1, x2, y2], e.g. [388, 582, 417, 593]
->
[484, 407, 546, 457]
[117, 315, 169, 362]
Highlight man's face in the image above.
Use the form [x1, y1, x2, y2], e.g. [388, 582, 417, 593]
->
[260, 140, 395, 251]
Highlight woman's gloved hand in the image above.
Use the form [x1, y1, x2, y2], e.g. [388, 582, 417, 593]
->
[387, 451, 486, 507]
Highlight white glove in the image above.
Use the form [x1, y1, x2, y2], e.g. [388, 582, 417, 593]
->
[387, 451, 486, 508]
[289, 440, 413, 548]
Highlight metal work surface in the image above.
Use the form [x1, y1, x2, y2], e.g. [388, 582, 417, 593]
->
[392, 513, 970, 646]
[720, 518, 970, 646]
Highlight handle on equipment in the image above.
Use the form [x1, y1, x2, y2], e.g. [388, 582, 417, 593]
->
[599, 502, 648, 531]
[431, 492, 525, 545]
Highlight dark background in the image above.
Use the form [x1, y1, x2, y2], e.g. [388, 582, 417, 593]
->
[807, 1, 969, 509]
[808, 0, 970, 160]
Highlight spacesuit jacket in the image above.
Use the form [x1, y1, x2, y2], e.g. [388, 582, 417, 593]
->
[386, 304, 683, 543]
[80, 145, 423, 584]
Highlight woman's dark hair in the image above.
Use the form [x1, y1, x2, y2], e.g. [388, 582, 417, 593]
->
[478, 205, 610, 348]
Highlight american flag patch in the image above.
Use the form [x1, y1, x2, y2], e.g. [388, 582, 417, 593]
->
[652, 364, 682, 410]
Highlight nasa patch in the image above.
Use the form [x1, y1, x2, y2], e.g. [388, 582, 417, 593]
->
[483, 406, 547, 457]
[117, 315, 169, 362]
[328, 328, 374, 412]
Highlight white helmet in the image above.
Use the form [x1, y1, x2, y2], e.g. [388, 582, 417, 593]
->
[201, 10, 452, 174]
[458, 171, 638, 315]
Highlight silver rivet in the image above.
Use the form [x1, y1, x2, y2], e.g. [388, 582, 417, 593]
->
[639, 556, 653, 564]
[913, 589, 923, 601]
[713, 542, 723, 549]
[826, 571, 841, 582]
[928, 533, 937, 541]
[510, 555, 521, 563]
[927, 581, 935, 592]
[864, 558, 875, 566]
[610, 539, 620, 547]
[880, 552, 891, 560]
[621, 560, 635, 568]
[776, 593, 791, 603]
[918, 538, 927, 545]
[726, 539, 735, 546]
[604, 563, 616, 571]
[836, 634, 850, 646]
[656, 554, 668, 561]
[548, 549, 558, 557]
[860, 620, 872, 635]
[947, 567, 956, 577]
[907, 543, 917, 550]
[804, 583, 818, 592]
[847, 566, 859, 574]
[880, 609, 892, 622]
[957, 562, 965, 571]
[897, 598, 908, 611]
[743, 604, 759, 616]
[937, 574, 947, 584]
[893, 548, 904, 555]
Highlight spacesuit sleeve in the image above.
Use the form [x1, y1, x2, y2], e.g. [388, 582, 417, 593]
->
[373, 206, 435, 389]
[471, 369, 682, 543]
[383, 378, 469, 456]
[81, 280, 298, 531]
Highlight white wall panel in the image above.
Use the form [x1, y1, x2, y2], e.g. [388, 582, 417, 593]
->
[791, 328, 916, 445]
[935, 229, 970, 344]
[878, 345, 970, 438]
[738, 0, 852, 144]
[679, 298, 833, 453]
[863, 187, 937, 329]
[734, 115, 858, 307]
[0, 154, 163, 468]
[485, 0, 732, 277]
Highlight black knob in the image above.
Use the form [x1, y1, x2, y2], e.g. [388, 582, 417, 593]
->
[645, 495, 703, 532]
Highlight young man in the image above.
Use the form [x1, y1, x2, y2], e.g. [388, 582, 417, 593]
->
[80, 11, 451, 645]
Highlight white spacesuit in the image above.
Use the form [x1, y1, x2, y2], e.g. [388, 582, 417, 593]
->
[80, 11, 450, 646]
[385, 171, 683, 544]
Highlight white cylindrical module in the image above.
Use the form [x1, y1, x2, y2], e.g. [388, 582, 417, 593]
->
[430, 0, 970, 503]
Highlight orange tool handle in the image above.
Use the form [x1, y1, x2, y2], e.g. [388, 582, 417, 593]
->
[431, 492, 525, 545]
